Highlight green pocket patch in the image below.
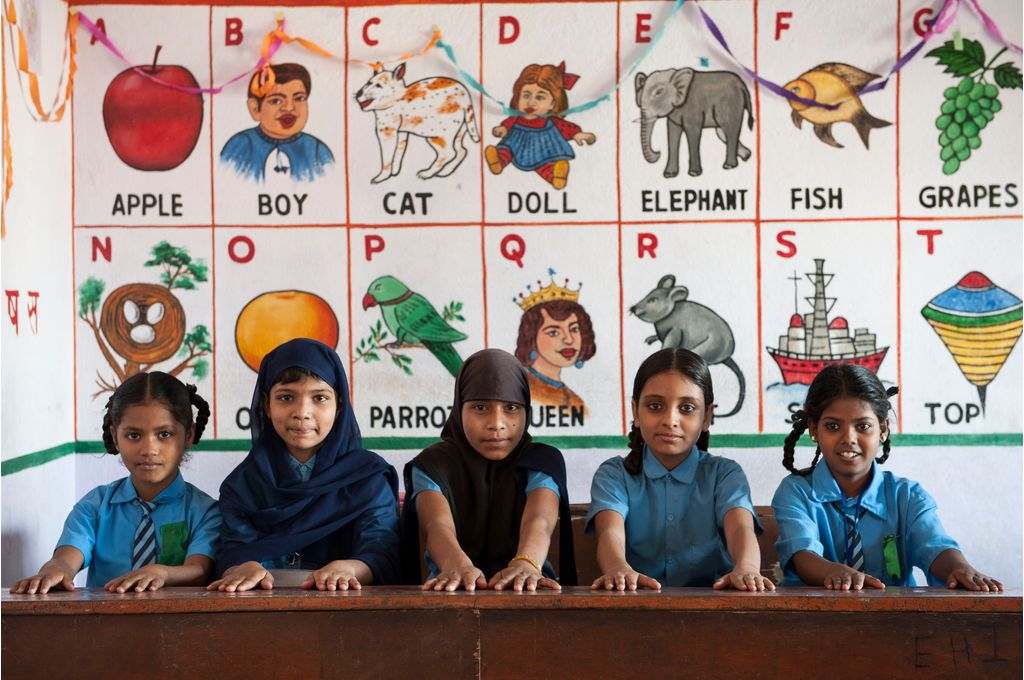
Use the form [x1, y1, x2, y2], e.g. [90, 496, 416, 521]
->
[158, 522, 188, 566]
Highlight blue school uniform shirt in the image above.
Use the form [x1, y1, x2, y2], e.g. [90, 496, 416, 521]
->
[257, 452, 399, 573]
[585, 446, 758, 587]
[56, 473, 220, 587]
[408, 465, 561, 577]
[772, 460, 960, 587]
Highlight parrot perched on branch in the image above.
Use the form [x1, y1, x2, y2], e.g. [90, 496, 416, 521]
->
[362, 275, 466, 377]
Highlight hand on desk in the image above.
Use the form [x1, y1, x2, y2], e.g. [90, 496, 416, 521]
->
[105, 564, 169, 593]
[301, 560, 367, 591]
[423, 562, 487, 592]
[10, 562, 76, 595]
[488, 559, 560, 592]
[207, 561, 274, 592]
[823, 565, 885, 591]
[945, 567, 1003, 592]
[591, 565, 662, 592]
[713, 568, 775, 592]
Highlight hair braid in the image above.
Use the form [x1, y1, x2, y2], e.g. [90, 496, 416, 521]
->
[623, 423, 645, 475]
[187, 384, 211, 445]
[101, 399, 119, 454]
[782, 410, 818, 476]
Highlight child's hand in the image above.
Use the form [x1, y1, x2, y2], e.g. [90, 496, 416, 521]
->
[104, 564, 170, 593]
[946, 567, 1003, 592]
[10, 564, 75, 594]
[492, 125, 507, 138]
[573, 132, 596, 145]
[591, 566, 661, 592]
[713, 568, 776, 592]
[207, 561, 274, 592]
[823, 565, 885, 591]
[301, 561, 362, 592]
[423, 563, 487, 592]
[488, 559, 560, 592]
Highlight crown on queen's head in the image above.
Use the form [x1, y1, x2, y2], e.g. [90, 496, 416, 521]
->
[514, 276, 582, 311]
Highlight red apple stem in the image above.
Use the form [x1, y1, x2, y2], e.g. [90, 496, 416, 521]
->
[151, 45, 162, 71]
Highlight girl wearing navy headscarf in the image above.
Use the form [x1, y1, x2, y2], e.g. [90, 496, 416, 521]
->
[210, 338, 399, 591]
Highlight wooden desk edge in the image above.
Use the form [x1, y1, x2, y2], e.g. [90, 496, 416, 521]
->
[3, 587, 1021, 616]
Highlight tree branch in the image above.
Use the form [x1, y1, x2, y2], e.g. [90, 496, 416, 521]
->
[83, 311, 126, 382]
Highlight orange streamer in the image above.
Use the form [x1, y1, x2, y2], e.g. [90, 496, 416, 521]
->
[1, 2, 79, 238]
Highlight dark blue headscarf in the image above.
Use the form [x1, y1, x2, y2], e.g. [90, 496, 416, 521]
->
[216, 338, 398, 572]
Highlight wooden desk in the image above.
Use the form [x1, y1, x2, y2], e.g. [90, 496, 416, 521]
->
[4, 588, 1019, 679]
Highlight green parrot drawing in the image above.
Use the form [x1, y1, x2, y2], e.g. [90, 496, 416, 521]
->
[362, 275, 467, 377]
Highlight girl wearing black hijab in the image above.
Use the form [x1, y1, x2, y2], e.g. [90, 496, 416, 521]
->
[210, 338, 399, 591]
[401, 348, 577, 591]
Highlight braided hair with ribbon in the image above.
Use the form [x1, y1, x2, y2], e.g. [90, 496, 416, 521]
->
[782, 364, 899, 476]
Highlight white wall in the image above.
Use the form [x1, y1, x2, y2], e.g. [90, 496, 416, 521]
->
[1, 0, 75, 585]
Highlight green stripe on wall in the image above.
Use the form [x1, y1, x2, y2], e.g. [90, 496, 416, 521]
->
[3, 433, 1022, 476]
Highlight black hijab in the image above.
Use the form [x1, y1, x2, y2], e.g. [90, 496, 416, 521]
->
[217, 338, 398, 572]
[400, 348, 577, 584]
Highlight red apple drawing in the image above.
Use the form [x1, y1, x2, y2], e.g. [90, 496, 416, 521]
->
[102, 46, 204, 172]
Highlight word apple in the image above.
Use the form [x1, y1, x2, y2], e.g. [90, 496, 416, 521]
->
[102, 46, 204, 172]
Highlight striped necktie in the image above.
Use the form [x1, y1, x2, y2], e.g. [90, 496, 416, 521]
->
[131, 500, 158, 570]
[832, 502, 865, 572]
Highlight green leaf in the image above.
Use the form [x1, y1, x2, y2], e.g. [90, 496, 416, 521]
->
[77, 277, 105, 316]
[454, 314, 465, 322]
[172, 277, 196, 290]
[187, 261, 209, 283]
[191, 359, 209, 380]
[993, 63, 1023, 89]
[926, 39, 986, 76]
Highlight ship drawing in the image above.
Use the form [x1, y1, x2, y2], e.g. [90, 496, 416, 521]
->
[767, 258, 888, 385]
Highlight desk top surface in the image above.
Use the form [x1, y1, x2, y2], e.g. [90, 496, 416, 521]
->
[3, 586, 1021, 615]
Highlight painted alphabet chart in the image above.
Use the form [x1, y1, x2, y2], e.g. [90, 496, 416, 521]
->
[68, 0, 1022, 449]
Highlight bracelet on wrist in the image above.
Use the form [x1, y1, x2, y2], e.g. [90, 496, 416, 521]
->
[510, 554, 540, 573]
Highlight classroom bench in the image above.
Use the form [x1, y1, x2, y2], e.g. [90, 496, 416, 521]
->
[3, 587, 1020, 679]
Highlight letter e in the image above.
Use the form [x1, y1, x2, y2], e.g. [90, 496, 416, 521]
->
[635, 13, 652, 43]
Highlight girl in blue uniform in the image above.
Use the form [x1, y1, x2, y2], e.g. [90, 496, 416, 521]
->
[10, 372, 220, 594]
[587, 348, 771, 591]
[210, 338, 399, 592]
[772, 364, 1002, 591]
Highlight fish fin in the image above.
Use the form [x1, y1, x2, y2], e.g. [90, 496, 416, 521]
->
[813, 123, 843, 148]
[851, 109, 892, 149]
[815, 63, 882, 92]
[791, 110, 803, 129]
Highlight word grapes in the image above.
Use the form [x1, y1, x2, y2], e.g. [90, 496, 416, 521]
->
[935, 77, 1000, 175]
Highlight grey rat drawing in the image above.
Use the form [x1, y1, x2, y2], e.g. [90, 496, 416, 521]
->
[629, 274, 745, 418]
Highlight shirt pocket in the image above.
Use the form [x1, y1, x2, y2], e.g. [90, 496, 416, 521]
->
[157, 522, 189, 566]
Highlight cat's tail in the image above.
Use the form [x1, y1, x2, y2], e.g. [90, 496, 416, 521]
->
[465, 101, 480, 143]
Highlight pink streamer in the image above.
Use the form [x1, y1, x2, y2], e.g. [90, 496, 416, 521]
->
[76, 11, 282, 95]
[963, 0, 1023, 53]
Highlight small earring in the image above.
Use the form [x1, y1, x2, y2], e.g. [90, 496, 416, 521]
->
[574, 359, 584, 369]
[528, 350, 538, 361]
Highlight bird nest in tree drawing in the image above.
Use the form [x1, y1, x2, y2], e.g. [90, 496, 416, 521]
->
[77, 242, 211, 397]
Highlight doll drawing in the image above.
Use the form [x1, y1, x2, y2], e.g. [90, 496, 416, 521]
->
[485, 62, 597, 190]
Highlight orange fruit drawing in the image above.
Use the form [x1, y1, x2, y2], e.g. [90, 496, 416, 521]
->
[235, 290, 339, 372]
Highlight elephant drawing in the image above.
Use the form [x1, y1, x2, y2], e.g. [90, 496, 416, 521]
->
[635, 68, 753, 178]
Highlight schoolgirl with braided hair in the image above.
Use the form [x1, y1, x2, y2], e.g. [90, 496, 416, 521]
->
[772, 364, 1001, 592]
[11, 372, 221, 595]
[585, 348, 772, 592]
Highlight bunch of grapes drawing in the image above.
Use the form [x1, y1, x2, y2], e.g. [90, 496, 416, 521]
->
[927, 39, 1021, 175]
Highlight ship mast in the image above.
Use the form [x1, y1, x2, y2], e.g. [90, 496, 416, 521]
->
[805, 258, 836, 357]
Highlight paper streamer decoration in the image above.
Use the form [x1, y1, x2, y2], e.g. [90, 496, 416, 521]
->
[434, 0, 688, 117]
[921, 271, 1023, 411]
[1, 0, 79, 237]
